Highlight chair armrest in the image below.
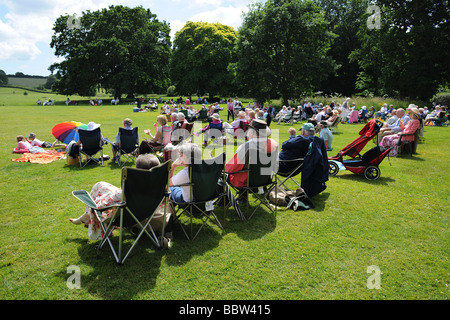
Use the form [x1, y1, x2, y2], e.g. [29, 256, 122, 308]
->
[397, 133, 415, 145]
[277, 158, 304, 163]
[72, 190, 126, 210]
[224, 169, 249, 175]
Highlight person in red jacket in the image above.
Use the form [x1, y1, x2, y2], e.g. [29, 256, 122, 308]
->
[225, 119, 278, 189]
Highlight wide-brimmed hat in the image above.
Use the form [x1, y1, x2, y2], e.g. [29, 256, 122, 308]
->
[248, 119, 270, 136]
[87, 121, 100, 130]
[301, 123, 315, 133]
[212, 113, 220, 120]
[409, 108, 419, 117]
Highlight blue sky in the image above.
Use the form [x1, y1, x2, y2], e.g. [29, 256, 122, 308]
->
[0, 0, 260, 76]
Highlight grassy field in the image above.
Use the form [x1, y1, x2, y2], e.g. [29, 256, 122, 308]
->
[0, 87, 448, 300]
[6, 76, 47, 88]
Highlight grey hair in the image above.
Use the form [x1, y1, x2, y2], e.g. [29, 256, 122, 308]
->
[177, 112, 185, 120]
[176, 143, 202, 163]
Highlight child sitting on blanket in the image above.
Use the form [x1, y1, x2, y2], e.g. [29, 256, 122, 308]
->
[14, 135, 32, 153]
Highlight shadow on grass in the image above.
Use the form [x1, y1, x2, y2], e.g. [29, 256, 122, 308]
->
[396, 153, 425, 161]
[310, 192, 330, 212]
[330, 173, 396, 185]
[61, 236, 164, 299]
[221, 203, 277, 242]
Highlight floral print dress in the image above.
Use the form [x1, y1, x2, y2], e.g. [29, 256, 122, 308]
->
[84, 181, 123, 240]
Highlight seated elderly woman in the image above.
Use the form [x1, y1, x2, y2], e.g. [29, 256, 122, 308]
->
[68, 154, 173, 240]
[379, 108, 420, 157]
[139, 115, 172, 154]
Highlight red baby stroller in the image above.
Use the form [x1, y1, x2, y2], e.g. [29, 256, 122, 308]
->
[328, 119, 391, 180]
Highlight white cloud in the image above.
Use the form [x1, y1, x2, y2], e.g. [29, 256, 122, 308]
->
[0, 0, 258, 75]
[188, 5, 250, 30]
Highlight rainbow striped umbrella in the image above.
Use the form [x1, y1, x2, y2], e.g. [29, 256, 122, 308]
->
[52, 121, 88, 144]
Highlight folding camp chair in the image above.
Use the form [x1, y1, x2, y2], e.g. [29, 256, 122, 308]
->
[170, 153, 226, 240]
[198, 109, 209, 122]
[78, 127, 104, 167]
[233, 121, 249, 141]
[116, 127, 139, 167]
[329, 116, 341, 133]
[397, 128, 420, 157]
[276, 157, 304, 191]
[172, 122, 193, 145]
[72, 162, 170, 265]
[226, 148, 278, 221]
[140, 125, 172, 155]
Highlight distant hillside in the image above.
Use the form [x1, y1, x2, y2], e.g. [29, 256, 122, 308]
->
[7, 76, 47, 88]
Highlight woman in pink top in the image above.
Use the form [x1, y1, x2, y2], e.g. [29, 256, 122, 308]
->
[379, 108, 420, 157]
[15, 135, 32, 152]
[139, 115, 172, 154]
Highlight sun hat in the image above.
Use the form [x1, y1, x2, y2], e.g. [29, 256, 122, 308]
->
[301, 123, 315, 133]
[409, 108, 419, 117]
[248, 119, 270, 137]
[212, 113, 220, 120]
[87, 121, 100, 130]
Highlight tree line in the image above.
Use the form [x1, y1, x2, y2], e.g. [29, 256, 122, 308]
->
[49, 0, 449, 105]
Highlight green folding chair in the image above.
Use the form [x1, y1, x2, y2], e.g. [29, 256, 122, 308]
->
[72, 162, 170, 265]
[170, 153, 226, 240]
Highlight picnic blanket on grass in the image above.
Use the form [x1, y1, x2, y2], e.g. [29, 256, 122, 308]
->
[12, 151, 65, 164]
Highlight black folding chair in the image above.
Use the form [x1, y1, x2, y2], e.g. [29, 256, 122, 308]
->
[116, 127, 139, 166]
[276, 157, 304, 191]
[78, 127, 104, 167]
[170, 153, 226, 240]
[226, 148, 278, 221]
[72, 162, 170, 265]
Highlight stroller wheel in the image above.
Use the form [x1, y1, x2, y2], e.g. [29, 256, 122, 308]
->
[329, 161, 339, 177]
[364, 166, 380, 180]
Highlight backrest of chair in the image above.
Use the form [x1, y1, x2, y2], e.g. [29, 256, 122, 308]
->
[245, 148, 277, 188]
[184, 122, 194, 133]
[121, 161, 169, 227]
[161, 125, 172, 146]
[119, 127, 139, 153]
[190, 153, 225, 202]
[79, 128, 102, 155]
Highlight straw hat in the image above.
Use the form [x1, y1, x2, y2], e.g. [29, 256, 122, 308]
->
[248, 119, 270, 137]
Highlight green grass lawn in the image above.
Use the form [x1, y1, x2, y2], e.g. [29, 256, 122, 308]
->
[0, 88, 448, 300]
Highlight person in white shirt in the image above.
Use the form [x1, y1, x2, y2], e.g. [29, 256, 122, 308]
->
[169, 143, 203, 203]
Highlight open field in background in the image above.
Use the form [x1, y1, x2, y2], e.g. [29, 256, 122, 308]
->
[6, 77, 47, 88]
[0, 88, 448, 300]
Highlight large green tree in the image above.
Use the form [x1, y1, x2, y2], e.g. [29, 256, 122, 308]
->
[49, 5, 171, 98]
[235, 0, 337, 105]
[318, 0, 369, 96]
[0, 70, 8, 85]
[350, 0, 450, 100]
[170, 21, 238, 99]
